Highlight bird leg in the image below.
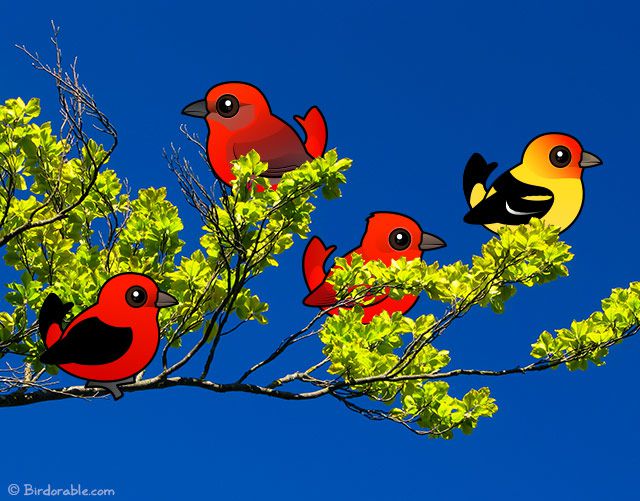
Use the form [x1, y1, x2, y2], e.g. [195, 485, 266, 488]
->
[85, 377, 136, 400]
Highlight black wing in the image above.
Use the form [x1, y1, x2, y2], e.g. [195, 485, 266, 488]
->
[40, 317, 133, 366]
[463, 171, 554, 225]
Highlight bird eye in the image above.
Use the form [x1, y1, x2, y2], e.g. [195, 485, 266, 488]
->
[215, 94, 240, 118]
[549, 146, 571, 168]
[389, 228, 411, 251]
[125, 286, 148, 308]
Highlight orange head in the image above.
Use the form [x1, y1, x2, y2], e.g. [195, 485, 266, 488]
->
[182, 82, 272, 133]
[95, 273, 177, 328]
[358, 212, 446, 263]
[521, 133, 602, 179]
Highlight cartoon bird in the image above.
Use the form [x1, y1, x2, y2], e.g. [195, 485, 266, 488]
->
[303, 212, 446, 323]
[463, 133, 602, 234]
[182, 81, 328, 186]
[38, 273, 178, 399]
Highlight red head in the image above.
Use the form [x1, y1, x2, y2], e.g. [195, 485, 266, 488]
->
[95, 273, 177, 328]
[521, 133, 602, 180]
[182, 82, 272, 133]
[358, 212, 446, 264]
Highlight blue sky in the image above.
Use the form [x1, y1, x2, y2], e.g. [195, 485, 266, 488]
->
[1, 0, 639, 499]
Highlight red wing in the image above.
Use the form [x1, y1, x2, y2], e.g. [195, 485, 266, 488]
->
[234, 123, 311, 178]
[304, 282, 390, 309]
[303, 281, 338, 308]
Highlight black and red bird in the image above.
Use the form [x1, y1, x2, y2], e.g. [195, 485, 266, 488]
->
[38, 273, 177, 399]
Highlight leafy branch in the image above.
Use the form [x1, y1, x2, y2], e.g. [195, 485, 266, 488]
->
[0, 24, 117, 250]
[0, 36, 637, 439]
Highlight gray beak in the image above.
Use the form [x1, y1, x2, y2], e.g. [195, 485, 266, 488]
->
[155, 291, 178, 308]
[419, 232, 447, 251]
[182, 99, 208, 118]
[579, 151, 602, 168]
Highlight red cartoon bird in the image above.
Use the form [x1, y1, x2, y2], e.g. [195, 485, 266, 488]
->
[182, 81, 328, 186]
[303, 212, 446, 323]
[38, 273, 178, 399]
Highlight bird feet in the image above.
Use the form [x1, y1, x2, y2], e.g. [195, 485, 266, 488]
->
[85, 377, 136, 400]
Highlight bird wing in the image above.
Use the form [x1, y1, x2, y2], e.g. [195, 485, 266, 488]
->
[303, 280, 391, 309]
[303, 281, 338, 308]
[463, 170, 554, 225]
[303, 248, 394, 309]
[40, 317, 133, 366]
[234, 122, 312, 179]
[304, 283, 391, 309]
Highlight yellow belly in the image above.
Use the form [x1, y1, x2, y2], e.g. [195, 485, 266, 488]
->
[539, 177, 584, 230]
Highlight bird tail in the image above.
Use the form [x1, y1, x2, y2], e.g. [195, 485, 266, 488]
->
[294, 106, 328, 158]
[463, 153, 498, 208]
[302, 236, 336, 292]
[38, 293, 73, 347]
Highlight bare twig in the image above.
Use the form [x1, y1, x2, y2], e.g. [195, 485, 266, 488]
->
[1, 23, 117, 249]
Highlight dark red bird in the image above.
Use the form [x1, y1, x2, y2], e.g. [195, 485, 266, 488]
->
[303, 212, 446, 323]
[182, 81, 328, 186]
[38, 273, 177, 399]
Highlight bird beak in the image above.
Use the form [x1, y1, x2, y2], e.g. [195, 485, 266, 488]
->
[579, 151, 602, 168]
[155, 291, 178, 308]
[419, 232, 447, 251]
[182, 99, 208, 118]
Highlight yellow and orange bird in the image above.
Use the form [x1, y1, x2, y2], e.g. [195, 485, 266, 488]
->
[463, 133, 602, 234]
